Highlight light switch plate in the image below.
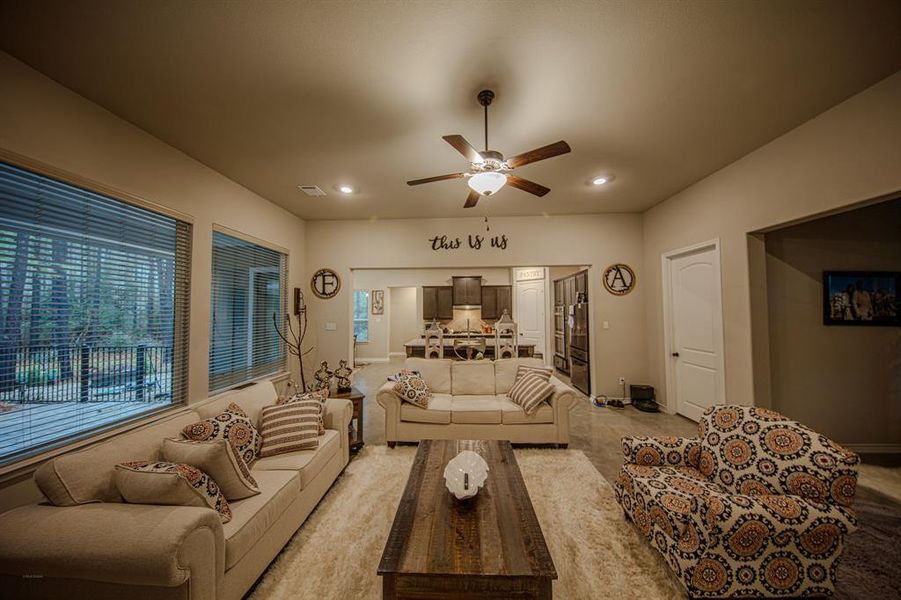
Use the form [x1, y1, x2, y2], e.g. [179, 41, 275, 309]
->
[325, 322, 337, 331]
[602, 320, 610, 330]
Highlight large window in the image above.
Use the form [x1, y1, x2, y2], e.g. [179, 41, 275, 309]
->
[0, 161, 191, 465]
[353, 290, 369, 343]
[209, 230, 286, 392]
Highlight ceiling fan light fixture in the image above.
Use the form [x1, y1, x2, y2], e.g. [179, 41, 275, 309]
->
[467, 171, 506, 196]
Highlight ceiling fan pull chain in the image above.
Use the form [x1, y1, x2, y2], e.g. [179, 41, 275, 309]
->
[485, 215, 490, 232]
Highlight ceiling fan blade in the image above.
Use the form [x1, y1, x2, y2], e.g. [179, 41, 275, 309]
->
[506, 175, 550, 197]
[464, 190, 480, 208]
[506, 140, 571, 169]
[406, 173, 466, 186]
[443, 135, 484, 163]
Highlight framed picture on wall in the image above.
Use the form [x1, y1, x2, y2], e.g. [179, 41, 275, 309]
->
[823, 271, 900, 326]
[371, 289, 385, 315]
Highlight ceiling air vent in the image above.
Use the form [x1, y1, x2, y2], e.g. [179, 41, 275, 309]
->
[298, 185, 326, 197]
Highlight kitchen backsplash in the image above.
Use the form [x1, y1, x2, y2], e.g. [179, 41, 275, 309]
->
[425, 308, 488, 332]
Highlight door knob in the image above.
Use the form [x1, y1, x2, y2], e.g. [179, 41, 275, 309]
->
[671, 352, 680, 357]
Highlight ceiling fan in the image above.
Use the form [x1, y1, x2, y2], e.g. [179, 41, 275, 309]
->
[406, 89, 571, 209]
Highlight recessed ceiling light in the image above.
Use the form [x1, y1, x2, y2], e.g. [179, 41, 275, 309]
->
[338, 185, 354, 194]
[592, 176, 608, 186]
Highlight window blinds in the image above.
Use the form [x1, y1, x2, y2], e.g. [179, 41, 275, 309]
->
[0, 161, 192, 465]
[209, 230, 286, 392]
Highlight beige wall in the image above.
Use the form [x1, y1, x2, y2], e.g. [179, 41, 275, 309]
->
[764, 200, 901, 448]
[0, 52, 309, 399]
[305, 215, 647, 396]
[388, 287, 418, 355]
[643, 71, 901, 412]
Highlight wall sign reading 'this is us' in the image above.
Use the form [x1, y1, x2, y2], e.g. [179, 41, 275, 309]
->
[429, 234, 509, 251]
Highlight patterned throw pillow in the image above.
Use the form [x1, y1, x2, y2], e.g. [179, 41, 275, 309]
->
[387, 369, 421, 382]
[513, 364, 553, 384]
[115, 461, 231, 523]
[161, 437, 259, 500]
[508, 372, 556, 416]
[392, 371, 431, 408]
[182, 402, 262, 466]
[258, 400, 323, 457]
[276, 388, 329, 405]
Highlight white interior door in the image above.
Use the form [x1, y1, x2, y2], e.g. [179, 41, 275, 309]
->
[515, 279, 545, 358]
[666, 244, 725, 421]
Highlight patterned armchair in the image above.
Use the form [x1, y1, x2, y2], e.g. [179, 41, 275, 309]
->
[614, 405, 859, 598]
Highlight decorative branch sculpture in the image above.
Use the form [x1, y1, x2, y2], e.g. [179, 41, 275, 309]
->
[273, 290, 314, 391]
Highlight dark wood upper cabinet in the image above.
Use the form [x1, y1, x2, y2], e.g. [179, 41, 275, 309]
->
[452, 276, 482, 306]
[422, 286, 454, 321]
[480, 286, 497, 320]
[422, 286, 438, 321]
[495, 286, 512, 318]
[436, 286, 453, 320]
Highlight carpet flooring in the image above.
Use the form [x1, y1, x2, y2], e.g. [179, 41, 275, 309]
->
[249, 445, 686, 600]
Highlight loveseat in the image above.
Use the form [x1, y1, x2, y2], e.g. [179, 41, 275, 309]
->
[614, 405, 859, 598]
[0, 380, 352, 600]
[377, 357, 578, 447]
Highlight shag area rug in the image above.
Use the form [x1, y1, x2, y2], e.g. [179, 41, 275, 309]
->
[249, 445, 686, 600]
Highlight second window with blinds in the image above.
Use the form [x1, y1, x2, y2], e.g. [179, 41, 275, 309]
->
[209, 230, 287, 392]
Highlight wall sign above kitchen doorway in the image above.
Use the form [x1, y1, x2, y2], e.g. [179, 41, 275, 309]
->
[603, 263, 636, 296]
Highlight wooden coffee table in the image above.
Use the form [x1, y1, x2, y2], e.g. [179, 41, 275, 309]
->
[378, 439, 556, 599]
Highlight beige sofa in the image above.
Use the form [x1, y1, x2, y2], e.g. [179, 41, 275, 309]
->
[0, 381, 352, 600]
[377, 358, 578, 447]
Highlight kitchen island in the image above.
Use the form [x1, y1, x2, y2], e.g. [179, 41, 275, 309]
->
[404, 337, 535, 359]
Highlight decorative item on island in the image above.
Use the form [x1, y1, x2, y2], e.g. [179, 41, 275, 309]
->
[333, 359, 353, 393]
[443, 450, 489, 500]
[494, 309, 518, 359]
[311, 361, 332, 392]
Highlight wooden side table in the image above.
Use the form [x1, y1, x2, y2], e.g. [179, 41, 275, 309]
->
[334, 387, 364, 452]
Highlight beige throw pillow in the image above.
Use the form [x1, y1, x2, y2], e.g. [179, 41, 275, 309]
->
[514, 364, 553, 383]
[508, 372, 556, 416]
[258, 400, 322, 457]
[115, 461, 232, 523]
[161, 438, 259, 500]
[182, 402, 262, 466]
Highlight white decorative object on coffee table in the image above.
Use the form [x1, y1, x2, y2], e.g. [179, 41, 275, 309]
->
[443, 450, 489, 500]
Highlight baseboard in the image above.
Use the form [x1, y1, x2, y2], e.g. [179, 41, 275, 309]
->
[387, 352, 406, 359]
[842, 443, 901, 454]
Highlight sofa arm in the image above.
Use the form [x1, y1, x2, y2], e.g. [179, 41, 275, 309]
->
[376, 381, 401, 441]
[322, 397, 353, 432]
[621, 436, 701, 468]
[548, 376, 577, 412]
[323, 397, 353, 463]
[0, 502, 224, 598]
[696, 492, 858, 539]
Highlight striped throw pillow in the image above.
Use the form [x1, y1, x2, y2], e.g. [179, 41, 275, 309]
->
[514, 364, 553, 384]
[508, 372, 556, 416]
[258, 400, 323, 457]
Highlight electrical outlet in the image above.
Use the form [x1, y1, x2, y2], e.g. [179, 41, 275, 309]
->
[618, 376, 626, 386]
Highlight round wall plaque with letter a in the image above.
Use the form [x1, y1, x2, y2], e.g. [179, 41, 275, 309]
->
[602, 263, 636, 296]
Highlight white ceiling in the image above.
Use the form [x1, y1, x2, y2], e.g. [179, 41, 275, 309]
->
[1, 1, 900, 220]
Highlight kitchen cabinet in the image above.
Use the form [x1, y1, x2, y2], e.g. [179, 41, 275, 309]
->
[422, 286, 453, 320]
[436, 287, 453, 320]
[452, 276, 482, 307]
[480, 286, 513, 321]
